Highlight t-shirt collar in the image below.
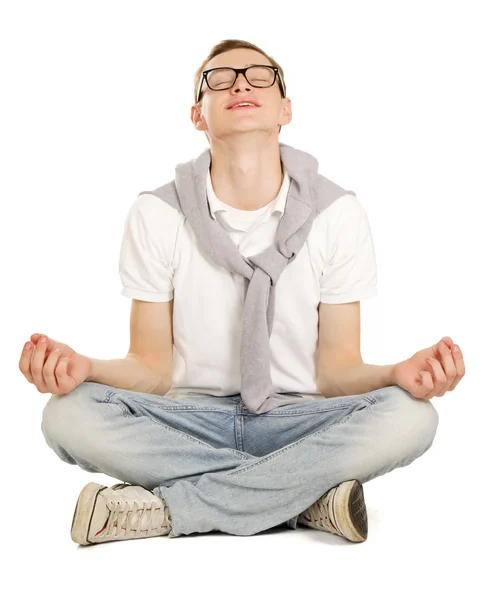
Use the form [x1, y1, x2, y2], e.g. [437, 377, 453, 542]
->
[206, 168, 290, 221]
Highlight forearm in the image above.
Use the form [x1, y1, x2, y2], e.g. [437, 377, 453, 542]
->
[318, 362, 396, 398]
[85, 355, 171, 396]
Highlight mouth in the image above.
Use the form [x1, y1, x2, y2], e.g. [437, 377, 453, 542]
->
[229, 105, 259, 110]
[227, 99, 261, 110]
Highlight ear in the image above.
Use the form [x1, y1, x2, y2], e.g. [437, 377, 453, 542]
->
[280, 97, 292, 126]
[191, 105, 204, 130]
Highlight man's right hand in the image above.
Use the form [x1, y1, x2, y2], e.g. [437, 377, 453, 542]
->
[19, 333, 92, 394]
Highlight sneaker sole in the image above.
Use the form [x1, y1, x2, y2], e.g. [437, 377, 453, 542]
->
[332, 479, 368, 542]
[71, 482, 107, 545]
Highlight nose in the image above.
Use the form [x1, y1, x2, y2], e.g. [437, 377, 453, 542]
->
[232, 71, 252, 92]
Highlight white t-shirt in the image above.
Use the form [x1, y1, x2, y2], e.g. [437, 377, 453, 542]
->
[119, 167, 378, 401]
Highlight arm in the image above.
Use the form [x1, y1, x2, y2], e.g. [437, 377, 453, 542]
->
[86, 355, 170, 396]
[316, 301, 395, 398]
[318, 361, 396, 398]
[86, 298, 174, 396]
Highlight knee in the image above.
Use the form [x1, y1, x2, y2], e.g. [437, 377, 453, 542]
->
[371, 385, 440, 459]
[41, 382, 97, 451]
[395, 385, 439, 446]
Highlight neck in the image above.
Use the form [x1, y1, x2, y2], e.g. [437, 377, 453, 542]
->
[209, 135, 283, 211]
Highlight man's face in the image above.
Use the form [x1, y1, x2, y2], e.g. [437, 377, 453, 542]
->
[191, 48, 292, 140]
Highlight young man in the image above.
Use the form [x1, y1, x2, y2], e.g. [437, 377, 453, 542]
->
[25, 40, 464, 546]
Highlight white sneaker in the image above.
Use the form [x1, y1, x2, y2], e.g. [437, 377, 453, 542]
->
[71, 482, 172, 545]
[297, 479, 368, 543]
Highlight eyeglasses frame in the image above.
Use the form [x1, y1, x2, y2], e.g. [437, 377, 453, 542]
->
[196, 65, 286, 104]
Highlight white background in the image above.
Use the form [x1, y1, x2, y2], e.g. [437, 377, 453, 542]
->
[2, 1, 481, 598]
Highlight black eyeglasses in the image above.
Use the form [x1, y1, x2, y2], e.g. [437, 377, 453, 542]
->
[196, 65, 286, 103]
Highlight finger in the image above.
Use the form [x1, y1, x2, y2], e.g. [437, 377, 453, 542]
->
[19, 342, 35, 383]
[30, 336, 48, 391]
[431, 336, 453, 354]
[425, 357, 447, 397]
[436, 341, 457, 391]
[43, 348, 63, 393]
[448, 344, 466, 391]
[418, 370, 434, 399]
[54, 356, 72, 392]
[30, 333, 57, 353]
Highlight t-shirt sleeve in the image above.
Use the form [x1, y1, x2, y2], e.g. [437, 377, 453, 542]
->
[319, 194, 378, 304]
[118, 194, 175, 302]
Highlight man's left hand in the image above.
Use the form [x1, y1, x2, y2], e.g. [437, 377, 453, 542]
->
[392, 336, 466, 401]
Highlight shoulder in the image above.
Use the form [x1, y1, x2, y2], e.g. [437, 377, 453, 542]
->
[122, 190, 184, 260]
[130, 190, 183, 223]
[314, 193, 369, 230]
[123, 189, 185, 247]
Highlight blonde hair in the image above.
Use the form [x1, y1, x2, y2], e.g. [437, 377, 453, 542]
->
[193, 39, 287, 135]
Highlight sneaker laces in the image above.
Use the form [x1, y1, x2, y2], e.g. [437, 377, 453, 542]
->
[103, 497, 171, 537]
[300, 487, 341, 535]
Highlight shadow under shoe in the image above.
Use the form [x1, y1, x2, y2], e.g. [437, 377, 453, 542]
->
[71, 482, 172, 545]
[297, 479, 368, 543]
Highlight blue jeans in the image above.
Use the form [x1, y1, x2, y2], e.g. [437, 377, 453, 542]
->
[41, 381, 438, 538]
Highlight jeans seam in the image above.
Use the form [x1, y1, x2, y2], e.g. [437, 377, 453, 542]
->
[104, 389, 237, 413]
[362, 392, 379, 405]
[240, 394, 379, 416]
[227, 403, 376, 476]
[242, 403, 367, 417]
